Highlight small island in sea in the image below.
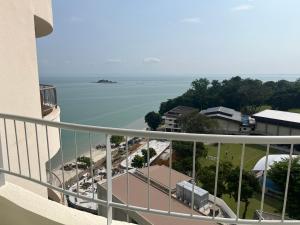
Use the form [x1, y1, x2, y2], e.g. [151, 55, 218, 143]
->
[94, 79, 117, 84]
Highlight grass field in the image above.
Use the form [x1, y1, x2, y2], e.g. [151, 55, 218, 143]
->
[199, 143, 280, 170]
[288, 108, 300, 114]
[198, 143, 283, 219]
[222, 193, 282, 219]
[256, 105, 272, 112]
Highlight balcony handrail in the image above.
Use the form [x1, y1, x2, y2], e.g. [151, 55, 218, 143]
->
[1, 113, 300, 144]
[0, 113, 299, 225]
[40, 84, 57, 91]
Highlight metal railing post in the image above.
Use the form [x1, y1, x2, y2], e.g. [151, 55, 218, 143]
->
[0, 122, 5, 187]
[106, 134, 112, 225]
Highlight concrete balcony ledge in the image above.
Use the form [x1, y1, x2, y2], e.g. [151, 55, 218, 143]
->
[0, 182, 131, 225]
[32, 0, 54, 37]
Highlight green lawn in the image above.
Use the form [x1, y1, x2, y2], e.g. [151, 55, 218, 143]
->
[256, 105, 272, 112]
[288, 108, 300, 114]
[222, 193, 282, 219]
[198, 143, 283, 219]
[199, 143, 280, 171]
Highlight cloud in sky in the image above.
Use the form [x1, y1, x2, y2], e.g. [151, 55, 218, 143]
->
[106, 59, 122, 64]
[143, 57, 161, 64]
[180, 17, 202, 24]
[68, 16, 84, 23]
[231, 4, 254, 12]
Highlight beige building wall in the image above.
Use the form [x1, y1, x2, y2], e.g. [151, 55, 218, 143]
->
[291, 128, 300, 135]
[255, 122, 267, 134]
[255, 122, 300, 136]
[0, 0, 59, 197]
[214, 119, 240, 134]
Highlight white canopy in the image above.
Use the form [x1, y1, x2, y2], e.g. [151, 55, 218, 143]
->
[252, 154, 298, 171]
[254, 109, 300, 124]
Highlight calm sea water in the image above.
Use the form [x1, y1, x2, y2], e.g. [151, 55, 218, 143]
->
[41, 75, 194, 166]
[40, 74, 299, 166]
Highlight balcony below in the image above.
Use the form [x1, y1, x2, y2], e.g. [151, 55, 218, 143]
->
[40, 84, 58, 118]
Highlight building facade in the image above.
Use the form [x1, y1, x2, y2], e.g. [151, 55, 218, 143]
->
[162, 106, 198, 132]
[0, 0, 60, 198]
[200, 106, 242, 134]
[253, 110, 300, 135]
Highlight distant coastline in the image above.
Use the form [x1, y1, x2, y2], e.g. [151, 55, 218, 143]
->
[93, 79, 117, 84]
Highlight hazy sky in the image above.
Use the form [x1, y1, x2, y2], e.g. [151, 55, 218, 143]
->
[37, 0, 300, 76]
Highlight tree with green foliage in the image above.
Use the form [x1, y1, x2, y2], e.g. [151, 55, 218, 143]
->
[131, 155, 144, 168]
[172, 141, 207, 175]
[173, 141, 207, 158]
[173, 157, 195, 176]
[179, 111, 218, 134]
[197, 161, 233, 197]
[145, 111, 162, 130]
[77, 156, 92, 169]
[268, 157, 300, 219]
[110, 135, 124, 146]
[238, 78, 269, 114]
[226, 167, 260, 218]
[158, 76, 300, 115]
[141, 148, 156, 165]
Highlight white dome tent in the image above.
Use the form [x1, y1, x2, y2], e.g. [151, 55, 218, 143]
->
[252, 154, 299, 172]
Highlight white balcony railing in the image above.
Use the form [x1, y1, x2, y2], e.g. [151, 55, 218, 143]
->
[0, 113, 299, 225]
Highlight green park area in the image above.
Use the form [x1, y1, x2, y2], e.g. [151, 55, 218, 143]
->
[288, 108, 300, 114]
[200, 143, 279, 170]
[199, 143, 283, 219]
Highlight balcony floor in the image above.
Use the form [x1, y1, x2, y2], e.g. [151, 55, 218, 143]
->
[0, 182, 130, 225]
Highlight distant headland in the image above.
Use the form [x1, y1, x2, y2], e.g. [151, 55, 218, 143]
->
[93, 79, 117, 84]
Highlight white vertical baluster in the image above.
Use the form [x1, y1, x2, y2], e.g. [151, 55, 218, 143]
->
[14, 120, 21, 174]
[59, 128, 65, 204]
[259, 144, 270, 221]
[213, 142, 221, 219]
[3, 119, 10, 171]
[106, 134, 112, 225]
[45, 125, 51, 181]
[35, 123, 42, 181]
[281, 144, 294, 222]
[168, 141, 173, 214]
[24, 122, 31, 178]
[236, 143, 245, 221]
[147, 138, 150, 211]
[89, 133, 95, 199]
[191, 141, 196, 215]
[74, 131, 79, 196]
[0, 119, 5, 186]
[125, 136, 129, 223]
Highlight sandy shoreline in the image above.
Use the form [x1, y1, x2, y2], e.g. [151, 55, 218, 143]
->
[52, 147, 108, 185]
[51, 123, 147, 185]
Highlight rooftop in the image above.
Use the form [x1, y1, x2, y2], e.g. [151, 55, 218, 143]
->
[253, 109, 300, 124]
[164, 106, 198, 118]
[177, 180, 208, 197]
[200, 106, 242, 123]
[100, 170, 214, 225]
[253, 154, 299, 171]
[137, 165, 191, 190]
